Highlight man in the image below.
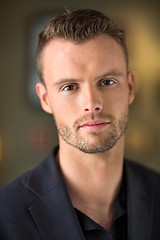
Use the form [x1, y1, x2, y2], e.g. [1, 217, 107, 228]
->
[0, 9, 160, 240]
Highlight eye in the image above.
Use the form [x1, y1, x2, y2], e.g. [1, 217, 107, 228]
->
[99, 79, 115, 86]
[61, 83, 78, 92]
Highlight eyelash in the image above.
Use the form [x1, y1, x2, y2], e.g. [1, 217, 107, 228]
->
[61, 84, 79, 92]
[98, 79, 115, 86]
[61, 79, 116, 92]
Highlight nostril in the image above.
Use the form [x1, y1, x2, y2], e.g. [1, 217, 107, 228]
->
[84, 107, 101, 112]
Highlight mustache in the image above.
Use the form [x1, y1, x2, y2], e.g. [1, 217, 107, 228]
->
[73, 113, 114, 128]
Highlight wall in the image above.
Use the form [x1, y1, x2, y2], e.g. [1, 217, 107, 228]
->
[0, 0, 160, 186]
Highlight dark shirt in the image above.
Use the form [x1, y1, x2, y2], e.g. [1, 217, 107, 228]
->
[74, 170, 127, 240]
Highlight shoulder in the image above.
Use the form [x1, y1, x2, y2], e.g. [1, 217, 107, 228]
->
[125, 159, 160, 193]
[0, 168, 38, 237]
[0, 151, 56, 206]
[0, 149, 67, 238]
[0, 166, 38, 211]
[125, 159, 160, 179]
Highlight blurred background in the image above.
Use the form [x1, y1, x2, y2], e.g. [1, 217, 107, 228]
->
[0, 0, 160, 187]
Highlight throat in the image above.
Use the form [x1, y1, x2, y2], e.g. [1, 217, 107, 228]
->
[64, 164, 123, 232]
[57, 143, 124, 231]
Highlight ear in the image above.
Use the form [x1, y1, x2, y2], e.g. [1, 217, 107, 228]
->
[35, 82, 52, 114]
[127, 71, 135, 105]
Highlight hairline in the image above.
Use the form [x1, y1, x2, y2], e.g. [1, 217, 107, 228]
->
[37, 34, 128, 84]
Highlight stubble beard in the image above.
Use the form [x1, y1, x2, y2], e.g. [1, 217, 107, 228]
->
[55, 112, 129, 154]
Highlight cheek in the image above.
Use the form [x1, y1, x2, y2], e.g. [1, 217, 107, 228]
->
[104, 89, 129, 113]
[115, 94, 129, 109]
[50, 98, 77, 123]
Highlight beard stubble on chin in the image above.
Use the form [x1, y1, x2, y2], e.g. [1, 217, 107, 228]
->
[55, 112, 129, 154]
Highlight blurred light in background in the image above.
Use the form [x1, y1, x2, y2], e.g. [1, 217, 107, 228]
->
[0, 138, 2, 162]
[0, 1, 160, 186]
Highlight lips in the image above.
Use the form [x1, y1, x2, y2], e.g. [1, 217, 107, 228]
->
[80, 120, 110, 130]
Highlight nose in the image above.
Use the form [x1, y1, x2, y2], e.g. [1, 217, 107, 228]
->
[81, 85, 103, 113]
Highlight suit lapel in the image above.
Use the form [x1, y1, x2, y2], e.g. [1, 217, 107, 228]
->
[26, 152, 85, 240]
[25, 152, 154, 239]
[29, 183, 84, 240]
[125, 161, 153, 240]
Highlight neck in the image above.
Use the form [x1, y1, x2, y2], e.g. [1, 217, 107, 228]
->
[56, 136, 125, 230]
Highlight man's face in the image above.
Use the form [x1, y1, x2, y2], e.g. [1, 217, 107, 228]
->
[36, 34, 134, 154]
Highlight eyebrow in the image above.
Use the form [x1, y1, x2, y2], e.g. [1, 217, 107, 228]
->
[54, 78, 81, 86]
[54, 71, 123, 86]
[95, 71, 123, 80]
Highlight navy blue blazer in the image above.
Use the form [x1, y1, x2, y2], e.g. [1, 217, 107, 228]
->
[0, 151, 160, 240]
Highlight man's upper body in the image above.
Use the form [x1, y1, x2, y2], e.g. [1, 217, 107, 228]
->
[0, 9, 160, 239]
[35, 8, 134, 233]
[0, 148, 160, 240]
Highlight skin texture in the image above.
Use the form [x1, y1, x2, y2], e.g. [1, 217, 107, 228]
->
[36, 34, 135, 230]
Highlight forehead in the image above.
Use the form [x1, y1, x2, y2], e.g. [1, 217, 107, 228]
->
[42, 34, 127, 80]
[44, 34, 125, 58]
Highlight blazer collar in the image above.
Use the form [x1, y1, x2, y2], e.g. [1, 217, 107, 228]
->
[125, 160, 154, 240]
[25, 150, 154, 240]
[25, 149, 85, 240]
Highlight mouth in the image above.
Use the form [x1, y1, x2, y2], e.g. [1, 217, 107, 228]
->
[79, 120, 111, 131]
